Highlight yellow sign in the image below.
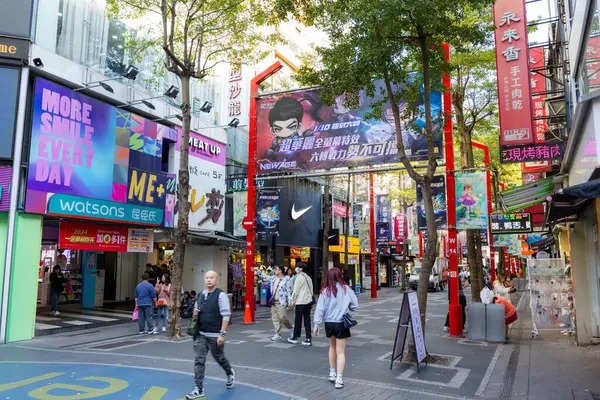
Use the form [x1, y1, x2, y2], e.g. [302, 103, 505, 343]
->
[329, 236, 360, 254]
[339, 254, 359, 264]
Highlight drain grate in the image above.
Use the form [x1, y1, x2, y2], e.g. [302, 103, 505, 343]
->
[90, 340, 146, 349]
[499, 328, 523, 399]
[591, 391, 600, 400]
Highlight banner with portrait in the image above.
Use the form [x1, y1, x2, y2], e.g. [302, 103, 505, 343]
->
[255, 78, 443, 174]
[416, 176, 447, 231]
[377, 194, 391, 222]
[256, 190, 280, 239]
[455, 172, 488, 230]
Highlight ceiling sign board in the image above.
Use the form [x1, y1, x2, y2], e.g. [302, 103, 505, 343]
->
[490, 213, 533, 234]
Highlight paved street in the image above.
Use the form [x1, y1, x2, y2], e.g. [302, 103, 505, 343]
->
[4, 287, 600, 399]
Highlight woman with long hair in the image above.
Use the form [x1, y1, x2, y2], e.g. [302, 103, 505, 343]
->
[313, 267, 358, 389]
[155, 274, 172, 332]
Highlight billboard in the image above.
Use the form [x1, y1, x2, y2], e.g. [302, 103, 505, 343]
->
[501, 143, 562, 163]
[530, 47, 548, 143]
[493, 0, 535, 146]
[377, 194, 391, 222]
[255, 80, 442, 173]
[376, 222, 391, 246]
[416, 176, 447, 231]
[456, 172, 489, 230]
[174, 128, 227, 231]
[25, 78, 175, 227]
[59, 221, 153, 252]
[256, 190, 280, 239]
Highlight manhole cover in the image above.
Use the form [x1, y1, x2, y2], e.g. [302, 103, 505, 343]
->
[91, 340, 146, 349]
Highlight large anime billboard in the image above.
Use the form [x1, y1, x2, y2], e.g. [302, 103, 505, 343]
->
[255, 80, 443, 173]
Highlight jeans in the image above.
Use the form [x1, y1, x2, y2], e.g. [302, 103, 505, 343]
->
[193, 334, 232, 388]
[156, 305, 168, 329]
[293, 303, 312, 340]
[51, 290, 60, 312]
[138, 305, 154, 332]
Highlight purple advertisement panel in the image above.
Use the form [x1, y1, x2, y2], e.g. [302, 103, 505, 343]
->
[27, 78, 117, 199]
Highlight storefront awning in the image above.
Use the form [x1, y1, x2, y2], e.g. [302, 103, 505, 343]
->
[545, 178, 600, 226]
[499, 177, 555, 213]
[188, 230, 245, 245]
[529, 235, 555, 250]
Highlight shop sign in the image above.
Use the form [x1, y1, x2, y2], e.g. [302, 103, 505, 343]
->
[0, 165, 11, 211]
[493, 0, 534, 146]
[47, 194, 164, 226]
[500, 143, 562, 163]
[227, 176, 265, 193]
[377, 194, 391, 222]
[333, 201, 351, 218]
[416, 175, 447, 230]
[127, 229, 154, 253]
[329, 236, 360, 254]
[376, 222, 391, 247]
[339, 254, 359, 264]
[290, 246, 310, 258]
[490, 213, 532, 234]
[0, 36, 29, 60]
[228, 64, 243, 117]
[530, 47, 548, 143]
[25, 78, 174, 227]
[522, 160, 552, 172]
[59, 221, 128, 252]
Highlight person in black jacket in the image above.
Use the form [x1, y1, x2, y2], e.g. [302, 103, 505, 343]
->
[186, 271, 235, 399]
[181, 291, 194, 318]
[49, 265, 65, 316]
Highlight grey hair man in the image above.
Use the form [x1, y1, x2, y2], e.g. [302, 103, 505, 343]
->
[186, 271, 235, 399]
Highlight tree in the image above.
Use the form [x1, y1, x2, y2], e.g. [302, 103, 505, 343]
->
[283, 0, 491, 351]
[387, 171, 416, 291]
[451, 47, 496, 302]
[107, 0, 272, 338]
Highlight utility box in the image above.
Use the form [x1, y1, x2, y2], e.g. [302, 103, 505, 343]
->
[467, 302, 487, 341]
[467, 303, 506, 343]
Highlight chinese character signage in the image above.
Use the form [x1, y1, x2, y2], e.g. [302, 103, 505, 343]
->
[377, 194, 391, 222]
[255, 78, 443, 173]
[501, 143, 562, 163]
[530, 47, 548, 143]
[490, 213, 532, 234]
[416, 175, 447, 231]
[376, 222, 391, 246]
[227, 176, 265, 193]
[25, 78, 174, 227]
[290, 246, 311, 258]
[228, 64, 242, 117]
[456, 172, 489, 230]
[233, 191, 247, 237]
[174, 128, 227, 231]
[59, 221, 154, 252]
[256, 190, 280, 239]
[493, 2, 535, 146]
[394, 214, 407, 243]
[333, 201, 351, 218]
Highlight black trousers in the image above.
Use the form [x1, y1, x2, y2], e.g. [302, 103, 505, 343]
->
[444, 295, 467, 329]
[293, 303, 312, 339]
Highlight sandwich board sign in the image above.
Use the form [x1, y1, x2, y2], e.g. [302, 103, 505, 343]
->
[390, 291, 428, 371]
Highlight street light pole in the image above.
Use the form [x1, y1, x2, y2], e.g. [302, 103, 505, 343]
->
[472, 141, 495, 283]
[443, 44, 462, 337]
[244, 62, 283, 322]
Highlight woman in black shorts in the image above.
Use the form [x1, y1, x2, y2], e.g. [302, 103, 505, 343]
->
[313, 267, 359, 389]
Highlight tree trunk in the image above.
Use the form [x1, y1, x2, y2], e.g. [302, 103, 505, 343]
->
[401, 203, 408, 292]
[344, 174, 351, 271]
[418, 179, 437, 332]
[466, 231, 480, 300]
[498, 247, 506, 277]
[169, 73, 192, 339]
[321, 178, 331, 288]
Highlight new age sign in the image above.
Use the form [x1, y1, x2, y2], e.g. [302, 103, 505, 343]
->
[27, 78, 116, 200]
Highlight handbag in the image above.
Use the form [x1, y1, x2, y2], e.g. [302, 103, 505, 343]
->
[158, 298, 167, 307]
[132, 306, 139, 321]
[187, 315, 198, 336]
[342, 312, 358, 329]
[268, 279, 281, 306]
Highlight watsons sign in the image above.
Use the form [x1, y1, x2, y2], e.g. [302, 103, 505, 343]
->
[47, 194, 164, 226]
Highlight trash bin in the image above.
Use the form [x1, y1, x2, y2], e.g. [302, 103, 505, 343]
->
[486, 304, 505, 343]
[467, 302, 487, 341]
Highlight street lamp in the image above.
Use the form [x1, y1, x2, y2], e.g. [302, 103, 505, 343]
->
[472, 141, 495, 283]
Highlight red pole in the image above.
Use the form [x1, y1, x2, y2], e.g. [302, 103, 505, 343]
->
[245, 62, 283, 322]
[369, 169, 377, 298]
[443, 44, 462, 337]
[472, 142, 495, 282]
[418, 231, 424, 258]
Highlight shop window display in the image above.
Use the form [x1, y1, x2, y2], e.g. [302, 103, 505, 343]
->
[38, 247, 82, 305]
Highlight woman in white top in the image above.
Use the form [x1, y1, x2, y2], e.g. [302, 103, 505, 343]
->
[493, 274, 515, 304]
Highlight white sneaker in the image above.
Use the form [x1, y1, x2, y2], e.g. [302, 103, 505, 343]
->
[287, 337, 298, 344]
[335, 381, 344, 389]
[271, 333, 282, 341]
[54, 311, 60, 316]
[162, 327, 167, 332]
[328, 373, 337, 382]
[150, 329, 159, 335]
[226, 369, 235, 388]
[443, 326, 449, 332]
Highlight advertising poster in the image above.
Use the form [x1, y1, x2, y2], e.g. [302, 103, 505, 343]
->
[256, 190, 280, 239]
[377, 194, 391, 222]
[376, 222, 391, 246]
[127, 229, 154, 253]
[455, 172, 489, 230]
[59, 221, 128, 252]
[530, 47, 549, 143]
[416, 175, 447, 231]
[25, 78, 175, 227]
[290, 246, 310, 258]
[233, 191, 248, 237]
[175, 128, 227, 231]
[500, 143, 563, 163]
[394, 214, 407, 243]
[358, 223, 371, 252]
[255, 79, 443, 174]
[353, 204, 363, 235]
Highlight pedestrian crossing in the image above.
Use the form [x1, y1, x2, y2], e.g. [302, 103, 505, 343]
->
[35, 307, 134, 335]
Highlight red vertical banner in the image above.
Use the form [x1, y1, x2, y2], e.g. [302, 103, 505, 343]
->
[493, 0, 535, 146]
[530, 47, 548, 143]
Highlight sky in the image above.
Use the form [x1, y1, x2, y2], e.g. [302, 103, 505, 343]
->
[526, 0, 555, 45]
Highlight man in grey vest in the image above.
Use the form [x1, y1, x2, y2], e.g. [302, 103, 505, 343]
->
[186, 271, 235, 399]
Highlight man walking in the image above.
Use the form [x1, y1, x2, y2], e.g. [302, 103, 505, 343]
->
[259, 265, 294, 341]
[135, 272, 157, 334]
[186, 271, 234, 399]
[288, 262, 314, 346]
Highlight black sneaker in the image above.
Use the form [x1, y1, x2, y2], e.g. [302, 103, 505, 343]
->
[226, 369, 235, 388]
[185, 386, 205, 399]
[287, 337, 298, 344]
[302, 338, 312, 346]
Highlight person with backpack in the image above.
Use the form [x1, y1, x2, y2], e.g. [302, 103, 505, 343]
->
[313, 267, 359, 389]
[288, 262, 314, 346]
[49, 265, 65, 316]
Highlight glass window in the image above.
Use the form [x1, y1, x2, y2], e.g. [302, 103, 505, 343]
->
[578, 0, 600, 97]
[0, 67, 20, 160]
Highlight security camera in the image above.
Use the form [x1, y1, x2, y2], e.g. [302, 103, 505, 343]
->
[33, 57, 44, 67]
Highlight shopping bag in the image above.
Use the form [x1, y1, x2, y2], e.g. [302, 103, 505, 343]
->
[187, 315, 198, 336]
[481, 287, 494, 304]
[132, 306, 139, 321]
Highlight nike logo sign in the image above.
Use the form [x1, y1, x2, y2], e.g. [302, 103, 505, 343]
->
[291, 203, 312, 220]
[328, 235, 336, 239]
